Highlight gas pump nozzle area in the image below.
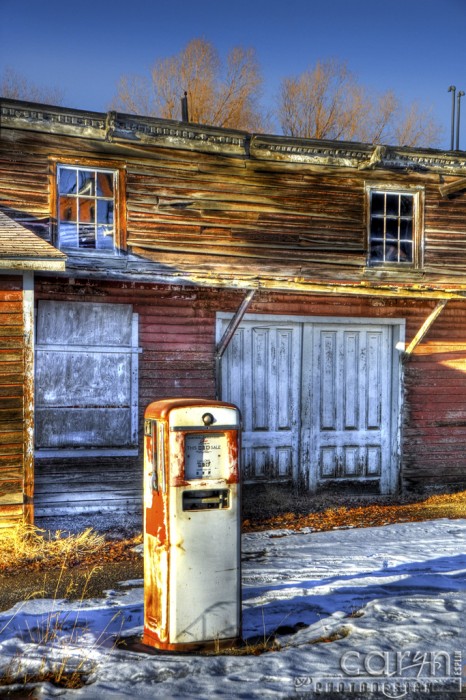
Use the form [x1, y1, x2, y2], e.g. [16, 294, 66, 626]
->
[142, 398, 242, 652]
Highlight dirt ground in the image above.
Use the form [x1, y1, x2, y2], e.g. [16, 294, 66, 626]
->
[0, 559, 143, 613]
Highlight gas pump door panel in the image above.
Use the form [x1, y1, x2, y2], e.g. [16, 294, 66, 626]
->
[184, 433, 227, 480]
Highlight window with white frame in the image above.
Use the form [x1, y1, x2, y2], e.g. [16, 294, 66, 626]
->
[367, 187, 423, 267]
[56, 165, 121, 251]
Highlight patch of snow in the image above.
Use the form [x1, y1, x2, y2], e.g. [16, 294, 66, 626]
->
[0, 519, 465, 698]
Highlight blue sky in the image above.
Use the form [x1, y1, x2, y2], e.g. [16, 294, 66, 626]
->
[1, 0, 465, 149]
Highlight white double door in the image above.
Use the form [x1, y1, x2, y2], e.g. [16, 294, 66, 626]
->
[218, 315, 400, 493]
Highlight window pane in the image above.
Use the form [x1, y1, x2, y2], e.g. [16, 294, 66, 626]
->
[97, 200, 113, 225]
[386, 194, 399, 216]
[79, 199, 95, 224]
[400, 219, 413, 241]
[78, 223, 96, 248]
[59, 223, 78, 248]
[96, 171, 114, 197]
[59, 196, 77, 223]
[371, 193, 385, 215]
[57, 166, 117, 252]
[400, 195, 413, 216]
[384, 243, 399, 262]
[97, 225, 114, 249]
[385, 218, 398, 240]
[371, 217, 384, 238]
[78, 170, 95, 196]
[369, 189, 417, 265]
[370, 241, 385, 262]
[59, 168, 77, 195]
[400, 240, 413, 262]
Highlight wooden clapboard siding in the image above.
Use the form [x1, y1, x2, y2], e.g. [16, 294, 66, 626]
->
[3, 100, 466, 510]
[33, 276, 466, 505]
[33, 280, 218, 516]
[34, 457, 142, 516]
[402, 300, 466, 488]
[2, 104, 466, 287]
[0, 276, 25, 526]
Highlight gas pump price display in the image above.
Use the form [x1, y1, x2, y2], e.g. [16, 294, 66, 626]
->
[184, 433, 227, 479]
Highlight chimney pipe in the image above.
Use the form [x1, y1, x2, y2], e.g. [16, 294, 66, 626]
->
[448, 86, 456, 150]
[181, 91, 189, 122]
[456, 90, 465, 150]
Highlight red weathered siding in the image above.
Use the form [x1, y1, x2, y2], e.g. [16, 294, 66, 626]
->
[403, 301, 466, 487]
[0, 275, 25, 525]
[33, 277, 466, 513]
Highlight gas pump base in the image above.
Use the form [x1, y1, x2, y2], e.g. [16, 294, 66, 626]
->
[139, 632, 243, 654]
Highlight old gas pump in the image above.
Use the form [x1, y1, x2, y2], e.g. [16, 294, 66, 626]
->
[142, 398, 241, 651]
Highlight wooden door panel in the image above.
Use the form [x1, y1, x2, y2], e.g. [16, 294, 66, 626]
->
[312, 324, 391, 485]
[221, 321, 301, 482]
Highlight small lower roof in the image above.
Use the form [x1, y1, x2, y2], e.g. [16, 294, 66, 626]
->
[0, 210, 66, 271]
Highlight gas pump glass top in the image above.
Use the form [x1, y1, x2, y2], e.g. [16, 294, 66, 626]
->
[184, 433, 227, 479]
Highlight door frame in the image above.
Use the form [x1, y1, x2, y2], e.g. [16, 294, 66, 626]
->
[216, 313, 405, 494]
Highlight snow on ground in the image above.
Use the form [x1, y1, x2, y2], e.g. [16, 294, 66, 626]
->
[0, 519, 465, 699]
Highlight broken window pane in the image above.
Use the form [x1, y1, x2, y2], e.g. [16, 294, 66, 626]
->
[59, 168, 77, 195]
[59, 196, 77, 223]
[59, 223, 78, 248]
[78, 170, 95, 196]
[369, 191, 416, 266]
[96, 171, 114, 197]
[57, 166, 116, 252]
[78, 222, 96, 248]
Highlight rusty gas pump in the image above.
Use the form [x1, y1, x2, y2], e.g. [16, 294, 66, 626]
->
[142, 398, 241, 651]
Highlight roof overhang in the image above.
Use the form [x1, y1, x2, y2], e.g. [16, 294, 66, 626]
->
[0, 209, 67, 272]
[0, 258, 66, 271]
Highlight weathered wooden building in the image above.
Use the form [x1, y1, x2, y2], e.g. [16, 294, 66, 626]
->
[0, 210, 65, 524]
[2, 97, 466, 524]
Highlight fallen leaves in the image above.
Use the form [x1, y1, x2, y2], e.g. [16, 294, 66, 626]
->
[242, 490, 466, 533]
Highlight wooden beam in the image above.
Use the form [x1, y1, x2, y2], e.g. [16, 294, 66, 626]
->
[215, 289, 256, 399]
[439, 177, 466, 198]
[404, 299, 448, 356]
[23, 271, 34, 525]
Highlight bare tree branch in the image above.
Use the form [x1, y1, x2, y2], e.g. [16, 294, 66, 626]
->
[111, 38, 266, 131]
[0, 66, 64, 105]
[277, 59, 443, 148]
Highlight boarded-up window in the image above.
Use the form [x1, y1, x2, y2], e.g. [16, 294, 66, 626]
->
[35, 301, 138, 451]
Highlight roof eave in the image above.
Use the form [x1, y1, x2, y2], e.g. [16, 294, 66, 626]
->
[0, 258, 67, 271]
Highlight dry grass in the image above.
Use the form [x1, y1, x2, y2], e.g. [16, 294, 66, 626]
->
[0, 523, 106, 572]
[0, 560, 124, 692]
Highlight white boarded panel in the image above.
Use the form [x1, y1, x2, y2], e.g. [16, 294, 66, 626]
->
[35, 301, 138, 452]
[343, 332, 358, 430]
[220, 319, 302, 483]
[320, 447, 337, 477]
[366, 331, 383, 429]
[224, 328, 245, 418]
[367, 446, 382, 475]
[276, 329, 294, 430]
[37, 300, 133, 346]
[35, 408, 132, 448]
[252, 328, 269, 430]
[252, 446, 269, 478]
[320, 331, 337, 430]
[343, 446, 359, 475]
[36, 351, 131, 407]
[277, 447, 292, 477]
